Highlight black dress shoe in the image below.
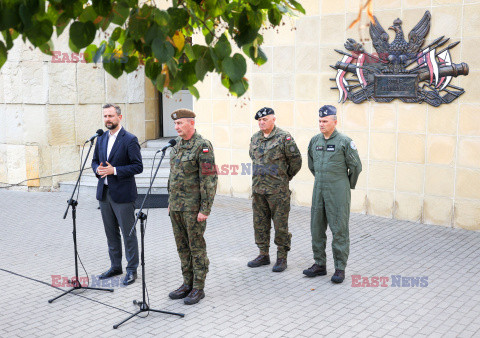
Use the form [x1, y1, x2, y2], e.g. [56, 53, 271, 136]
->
[331, 269, 345, 284]
[184, 289, 205, 305]
[272, 258, 287, 272]
[303, 264, 327, 277]
[247, 255, 270, 268]
[99, 267, 123, 280]
[123, 271, 137, 285]
[169, 284, 192, 300]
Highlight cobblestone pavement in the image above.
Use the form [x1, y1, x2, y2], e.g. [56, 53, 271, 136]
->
[0, 189, 479, 337]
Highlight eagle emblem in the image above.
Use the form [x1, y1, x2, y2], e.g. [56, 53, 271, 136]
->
[331, 11, 469, 107]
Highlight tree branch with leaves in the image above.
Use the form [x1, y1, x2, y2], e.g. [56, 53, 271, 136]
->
[0, 0, 305, 98]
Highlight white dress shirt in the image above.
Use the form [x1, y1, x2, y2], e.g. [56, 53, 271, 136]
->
[103, 126, 121, 185]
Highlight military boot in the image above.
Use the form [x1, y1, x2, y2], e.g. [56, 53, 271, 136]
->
[272, 258, 287, 272]
[303, 264, 327, 277]
[184, 289, 205, 305]
[331, 269, 345, 283]
[168, 284, 192, 299]
[247, 254, 270, 267]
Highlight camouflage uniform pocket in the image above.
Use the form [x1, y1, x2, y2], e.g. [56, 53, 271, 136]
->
[182, 159, 198, 173]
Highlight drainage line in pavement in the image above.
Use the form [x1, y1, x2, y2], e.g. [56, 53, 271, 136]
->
[0, 268, 135, 315]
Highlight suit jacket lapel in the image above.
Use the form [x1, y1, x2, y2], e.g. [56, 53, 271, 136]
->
[107, 128, 125, 162]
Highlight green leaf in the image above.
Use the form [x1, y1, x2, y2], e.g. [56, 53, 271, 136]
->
[214, 34, 231, 60]
[156, 73, 166, 91]
[145, 57, 161, 80]
[221, 74, 230, 88]
[0, 41, 7, 69]
[248, 9, 263, 30]
[209, 47, 220, 72]
[26, 19, 54, 47]
[84, 44, 99, 63]
[152, 38, 174, 63]
[0, 5, 21, 31]
[145, 24, 165, 45]
[111, 27, 122, 41]
[2, 30, 13, 50]
[122, 38, 135, 55]
[128, 13, 149, 40]
[70, 21, 96, 49]
[92, 0, 113, 17]
[69, 38, 80, 54]
[288, 0, 306, 14]
[78, 6, 98, 23]
[153, 9, 170, 26]
[112, 1, 129, 26]
[167, 8, 189, 31]
[230, 78, 249, 97]
[205, 0, 227, 17]
[221, 53, 246, 82]
[166, 58, 178, 77]
[124, 55, 138, 73]
[243, 45, 268, 65]
[195, 53, 214, 81]
[56, 13, 71, 36]
[179, 61, 197, 87]
[188, 85, 200, 99]
[38, 41, 54, 55]
[184, 43, 195, 61]
[268, 7, 282, 26]
[104, 59, 123, 78]
[19, 4, 33, 29]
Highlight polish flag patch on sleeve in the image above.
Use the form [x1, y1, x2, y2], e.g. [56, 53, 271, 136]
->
[286, 136, 291, 141]
[203, 148, 209, 153]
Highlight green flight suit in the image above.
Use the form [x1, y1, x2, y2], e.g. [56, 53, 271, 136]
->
[249, 126, 302, 258]
[168, 131, 217, 289]
[308, 129, 362, 270]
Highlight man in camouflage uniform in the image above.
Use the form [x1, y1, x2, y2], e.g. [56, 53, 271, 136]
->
[247, 107, 302, 272]
[303, 105, 362, 283]
[167, 108, 217, 305]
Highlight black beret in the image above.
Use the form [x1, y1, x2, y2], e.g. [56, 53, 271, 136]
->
[255, 107, 275, 120]
[319, 105, 337, 117]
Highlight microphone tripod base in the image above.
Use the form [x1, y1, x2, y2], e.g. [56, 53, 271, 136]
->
[113, 300, 184, 329]
[48, 281, 114, 303]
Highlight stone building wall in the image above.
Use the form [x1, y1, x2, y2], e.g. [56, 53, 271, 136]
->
[193, 0, 480, 230]
[0, 32, 158, 189]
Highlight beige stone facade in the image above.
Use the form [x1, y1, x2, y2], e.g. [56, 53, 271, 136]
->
[192, 0, 480, 230]
[0, 0, 478, 230]
[0, 34, 158, 189]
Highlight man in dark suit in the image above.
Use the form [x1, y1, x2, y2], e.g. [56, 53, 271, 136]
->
[92, 103, 143, 286]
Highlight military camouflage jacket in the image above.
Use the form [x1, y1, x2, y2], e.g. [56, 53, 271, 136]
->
[249, 126, 302, 194]
[168, 131, 218, 215]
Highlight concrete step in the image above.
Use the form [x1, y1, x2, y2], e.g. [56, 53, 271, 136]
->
[71, 174, 168, 185]
[59, 181, 168, 195]
[144, 138, 177, 149]
[83, 167, 171, 179]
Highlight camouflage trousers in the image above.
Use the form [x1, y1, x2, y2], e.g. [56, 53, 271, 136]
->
[170, 211, 209, 289]
[252, 191, 292, 259]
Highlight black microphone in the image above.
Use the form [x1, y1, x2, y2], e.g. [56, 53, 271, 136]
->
[86, 129, 104, 143]
[157, 139, 177, 153]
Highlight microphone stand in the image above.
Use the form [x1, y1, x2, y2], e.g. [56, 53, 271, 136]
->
[114, 147, 184, 329]
[49, 138, 114, 303]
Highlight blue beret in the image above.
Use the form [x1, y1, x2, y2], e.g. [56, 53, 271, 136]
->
[319, 105, 337, 117]
[255, 107, 275, 120]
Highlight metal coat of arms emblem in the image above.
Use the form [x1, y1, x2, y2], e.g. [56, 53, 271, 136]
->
[331, 11, 469, 107]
